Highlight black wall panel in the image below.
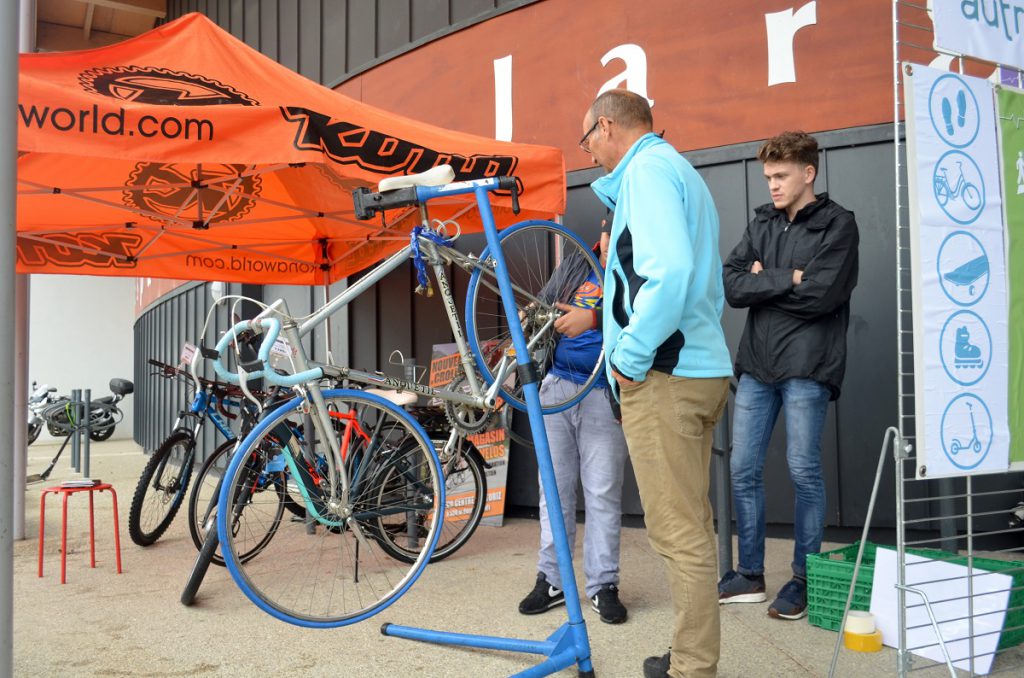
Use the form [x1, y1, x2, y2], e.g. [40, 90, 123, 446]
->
[277, 0, 299, 72]
[411, 0, 450, 41]
[166, 0, 539, 87]
[298, 2, 322, 81]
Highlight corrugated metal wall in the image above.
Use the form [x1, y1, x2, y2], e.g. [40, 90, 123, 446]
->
[164, 0, 538, 87]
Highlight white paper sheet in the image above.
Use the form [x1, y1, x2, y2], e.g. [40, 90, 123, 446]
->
[870, 547, 1012, 674]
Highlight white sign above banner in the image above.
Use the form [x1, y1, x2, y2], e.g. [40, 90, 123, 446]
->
[934, 0, 1024, 71]
[905, 64, 1010, 478]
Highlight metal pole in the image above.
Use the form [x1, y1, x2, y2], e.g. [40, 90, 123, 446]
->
[82, 388, 91, 478]
[13, 0, 35, 547]
[712, 404, 732, 578]
[70, 389, 81, 472]
[13, 276, 28, 541]
[1, 1, 23, 674]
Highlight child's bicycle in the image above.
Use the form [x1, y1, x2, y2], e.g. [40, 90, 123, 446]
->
[199, 168, 602, 626]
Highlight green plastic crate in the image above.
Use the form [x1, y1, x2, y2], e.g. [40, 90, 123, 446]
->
[806, 542, 878, 632]
[806, 541, 1024, 650]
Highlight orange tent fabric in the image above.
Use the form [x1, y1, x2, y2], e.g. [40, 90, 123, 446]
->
[16, 13, 566, 286]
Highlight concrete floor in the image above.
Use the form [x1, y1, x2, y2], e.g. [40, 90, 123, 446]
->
[14, 440, 1022, 677]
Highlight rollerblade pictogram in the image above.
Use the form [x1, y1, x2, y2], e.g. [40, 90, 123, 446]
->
[953, 325, 983, 369]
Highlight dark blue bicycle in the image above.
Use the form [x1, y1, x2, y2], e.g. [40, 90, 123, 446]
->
[127, 358, 254, 547]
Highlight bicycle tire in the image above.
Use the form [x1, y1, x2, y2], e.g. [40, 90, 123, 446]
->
[128, 430, 195, 547]
[187, 438, 237, 564]
[181, 527, 220, 606]
[27, 421, 41, 446]
[375, 437, 487, 563]
[189, 437, 300, 566]
[218, 389, 443, 627]
[465, 219, 604, 414]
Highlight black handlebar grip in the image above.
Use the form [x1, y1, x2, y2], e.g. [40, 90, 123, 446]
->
[497, 176, 522, 215]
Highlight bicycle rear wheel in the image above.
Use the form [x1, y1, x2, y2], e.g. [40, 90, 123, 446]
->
[375, 436, 487, 563]
[218, 389, 443, 627]
[128, 430, 195, 546]
[466, 219, 604, 414]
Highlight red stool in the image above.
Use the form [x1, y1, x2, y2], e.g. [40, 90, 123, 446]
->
[38, 483, 122, 584]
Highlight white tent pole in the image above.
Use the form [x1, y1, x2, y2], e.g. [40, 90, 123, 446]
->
[13, 0, 35, 544]
[2, 1, 24, 674]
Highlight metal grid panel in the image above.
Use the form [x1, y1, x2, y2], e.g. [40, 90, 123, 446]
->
[892, 2, 1024, 675]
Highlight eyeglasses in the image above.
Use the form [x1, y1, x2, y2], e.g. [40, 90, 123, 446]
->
[578, 119, 601, 152]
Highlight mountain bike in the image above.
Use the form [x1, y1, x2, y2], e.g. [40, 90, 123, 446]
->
[127, 359, 258, 547]
[201, 168, 601, 626]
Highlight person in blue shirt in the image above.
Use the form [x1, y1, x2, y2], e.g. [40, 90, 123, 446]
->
[518, 219, 630, 626]
[584, 89, 733, 678]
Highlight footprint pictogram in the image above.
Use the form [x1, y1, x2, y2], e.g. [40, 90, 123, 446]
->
[942, 96, 954, 135]
[957, 90, 967, 128]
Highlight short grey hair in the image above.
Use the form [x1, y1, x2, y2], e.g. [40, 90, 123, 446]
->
[588, 89, 653, 132]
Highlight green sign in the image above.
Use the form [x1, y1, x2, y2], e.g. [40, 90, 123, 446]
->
[998, 86, 1024, 463]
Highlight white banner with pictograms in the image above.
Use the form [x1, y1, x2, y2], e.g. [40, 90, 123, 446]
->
[905, 64, 1010, 478]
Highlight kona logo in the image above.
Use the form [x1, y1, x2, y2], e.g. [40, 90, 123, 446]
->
[17, 232, 143, 269]
[79, 66, 258, 106]
[124, 163, 261, 225]
[281, 107, 519, 180]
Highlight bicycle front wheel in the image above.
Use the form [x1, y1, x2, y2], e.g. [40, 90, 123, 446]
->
[466, 219, 604, 413]
[128, 430, 195, 546]
[218, 389, 443, 627]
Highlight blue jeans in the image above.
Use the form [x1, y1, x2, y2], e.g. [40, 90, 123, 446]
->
[730, 374, 830, 578]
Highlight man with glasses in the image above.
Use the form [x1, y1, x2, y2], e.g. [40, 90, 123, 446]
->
[583, 89, 732, 678]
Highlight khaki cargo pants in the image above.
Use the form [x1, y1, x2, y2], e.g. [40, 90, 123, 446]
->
[619, 371, 730, 678]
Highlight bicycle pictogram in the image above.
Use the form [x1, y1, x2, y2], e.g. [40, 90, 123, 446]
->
[931, 151, 985, 225]
[934, 160, 981, 210]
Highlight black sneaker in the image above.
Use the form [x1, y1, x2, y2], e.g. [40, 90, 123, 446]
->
[642, 650, 671, 678]
[718, 569, 767, 604]
[590, 584, 627, 624]
[518, 573, 565, 615]
[768, 577, 808, 620]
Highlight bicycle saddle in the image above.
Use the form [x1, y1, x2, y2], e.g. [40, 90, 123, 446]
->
[377, 164, 456, 193]
[109, 378, 134, 396]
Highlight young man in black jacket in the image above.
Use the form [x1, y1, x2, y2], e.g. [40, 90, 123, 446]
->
[719, 131, 859, 620]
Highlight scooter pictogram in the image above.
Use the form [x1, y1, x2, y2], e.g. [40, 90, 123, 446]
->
[950, 401, 983, 456]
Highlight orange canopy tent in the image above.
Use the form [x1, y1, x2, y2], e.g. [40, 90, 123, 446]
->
[16, 13, 566, 286]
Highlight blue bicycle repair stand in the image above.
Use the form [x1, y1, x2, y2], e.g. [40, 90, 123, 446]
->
[381, 188, 596, 677]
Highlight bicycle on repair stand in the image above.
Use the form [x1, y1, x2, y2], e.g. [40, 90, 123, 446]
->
[189, 167, 602, 627]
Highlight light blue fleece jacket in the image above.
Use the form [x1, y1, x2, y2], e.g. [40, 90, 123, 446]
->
[591, 133, 732, 395]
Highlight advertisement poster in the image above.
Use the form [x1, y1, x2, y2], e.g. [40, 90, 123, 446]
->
[997, 86, 1024, 465]
[429, 343, 510, 527]
[906, 64, 1010, 478]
